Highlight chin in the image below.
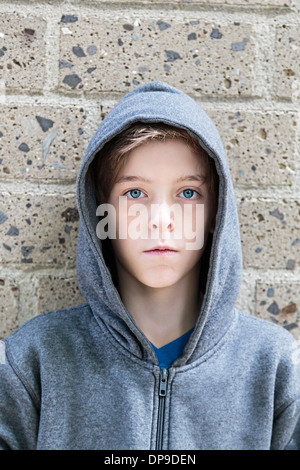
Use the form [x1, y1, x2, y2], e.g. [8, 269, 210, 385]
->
[142, 280, 178, 289]
[139, 270, 180, 289]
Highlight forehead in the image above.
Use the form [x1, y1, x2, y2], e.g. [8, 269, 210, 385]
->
[117, 139, 208, 178]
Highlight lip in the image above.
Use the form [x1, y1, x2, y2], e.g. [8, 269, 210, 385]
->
[143, 246, 178, 255]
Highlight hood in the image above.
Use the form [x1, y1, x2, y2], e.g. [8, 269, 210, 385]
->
[76, 81, 243, 366]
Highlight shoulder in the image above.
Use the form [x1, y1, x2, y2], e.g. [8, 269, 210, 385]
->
[235, 309, 300, 373]
[4, 303, 94, 366]
[236, 309, 297, 344]
[234, 310, 300, 401]
[7, 302, 91, 338]
[1, 304, 96, 404]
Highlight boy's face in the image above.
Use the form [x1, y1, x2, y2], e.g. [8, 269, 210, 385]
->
[107, 139, 216, 290]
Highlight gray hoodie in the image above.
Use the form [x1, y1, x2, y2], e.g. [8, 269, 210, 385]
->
[1, 82, 300, 450]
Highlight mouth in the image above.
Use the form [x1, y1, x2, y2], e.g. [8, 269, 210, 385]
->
[143, 246, 178, 255]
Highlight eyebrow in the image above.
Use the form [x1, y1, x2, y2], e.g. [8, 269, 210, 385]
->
[115, 174, 207, 184]
[177, 174, 207, 183]
[116, 175, 152, 184]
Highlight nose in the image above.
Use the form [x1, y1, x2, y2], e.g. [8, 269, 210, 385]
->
[149, 203, 175, 234]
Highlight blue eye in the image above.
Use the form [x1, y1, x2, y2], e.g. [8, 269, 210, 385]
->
[128, 189, 143, 198]
[181, 189, 197, 199]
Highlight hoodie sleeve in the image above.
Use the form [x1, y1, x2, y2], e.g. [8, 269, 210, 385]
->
[0, 342, 39, 450]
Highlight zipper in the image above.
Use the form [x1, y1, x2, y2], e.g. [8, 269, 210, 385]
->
[156, 368, 168, 450]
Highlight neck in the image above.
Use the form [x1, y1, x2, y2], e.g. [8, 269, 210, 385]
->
[117, 265, 203, 348]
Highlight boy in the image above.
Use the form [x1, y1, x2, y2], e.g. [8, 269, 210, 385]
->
[0, 81, 299, 450]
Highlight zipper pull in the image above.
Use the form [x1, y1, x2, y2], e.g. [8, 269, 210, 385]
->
[159, 368, 168, 397]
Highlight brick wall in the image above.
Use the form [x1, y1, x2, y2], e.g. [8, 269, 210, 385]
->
[0, 0, 299, 339]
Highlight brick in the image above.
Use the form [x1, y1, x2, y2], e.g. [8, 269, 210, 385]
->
[0, 193, 79, 267]
[275, 24, 300, 100]
[238, 198, 300, 269]
[0, 277, 19, 338]
[59, 16, 259, 97]
[255, 281, 300, 340]
[209, 110, 297, 187]
[0, 14, 46, 92]
[0, 105, 90, 182]
[235, 271, 255, 315]
[190, 0, 293, 4]
[37, 275, 86, 313]
[88, 0, 294, 6]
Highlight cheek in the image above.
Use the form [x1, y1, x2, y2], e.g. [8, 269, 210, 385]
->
[110, 236, 141, 268]
[109, 238, 130, 273]
[196, 200, 216, 233]
[179, 203, 205, 251]
[183, 203, 203, 232]
[116, 201, 152, 242]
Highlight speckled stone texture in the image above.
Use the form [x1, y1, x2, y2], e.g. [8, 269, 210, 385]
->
[90, 0, 294, 5]
[0, 105, 89, 181]
[0, 14, 46, 92]
[59, 16, 258, 97]
[275, 24, 300, 100]
[0, 278, 19, 338]
[0, 193, 79, 267]
[256, 282, 300, 340]
[210, 110, 297, 187]
[37, 276, 86, 313]
[239, 198, 300, 270]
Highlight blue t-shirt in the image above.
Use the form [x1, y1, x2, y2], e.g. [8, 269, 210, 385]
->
[151, 328, 194, 369]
